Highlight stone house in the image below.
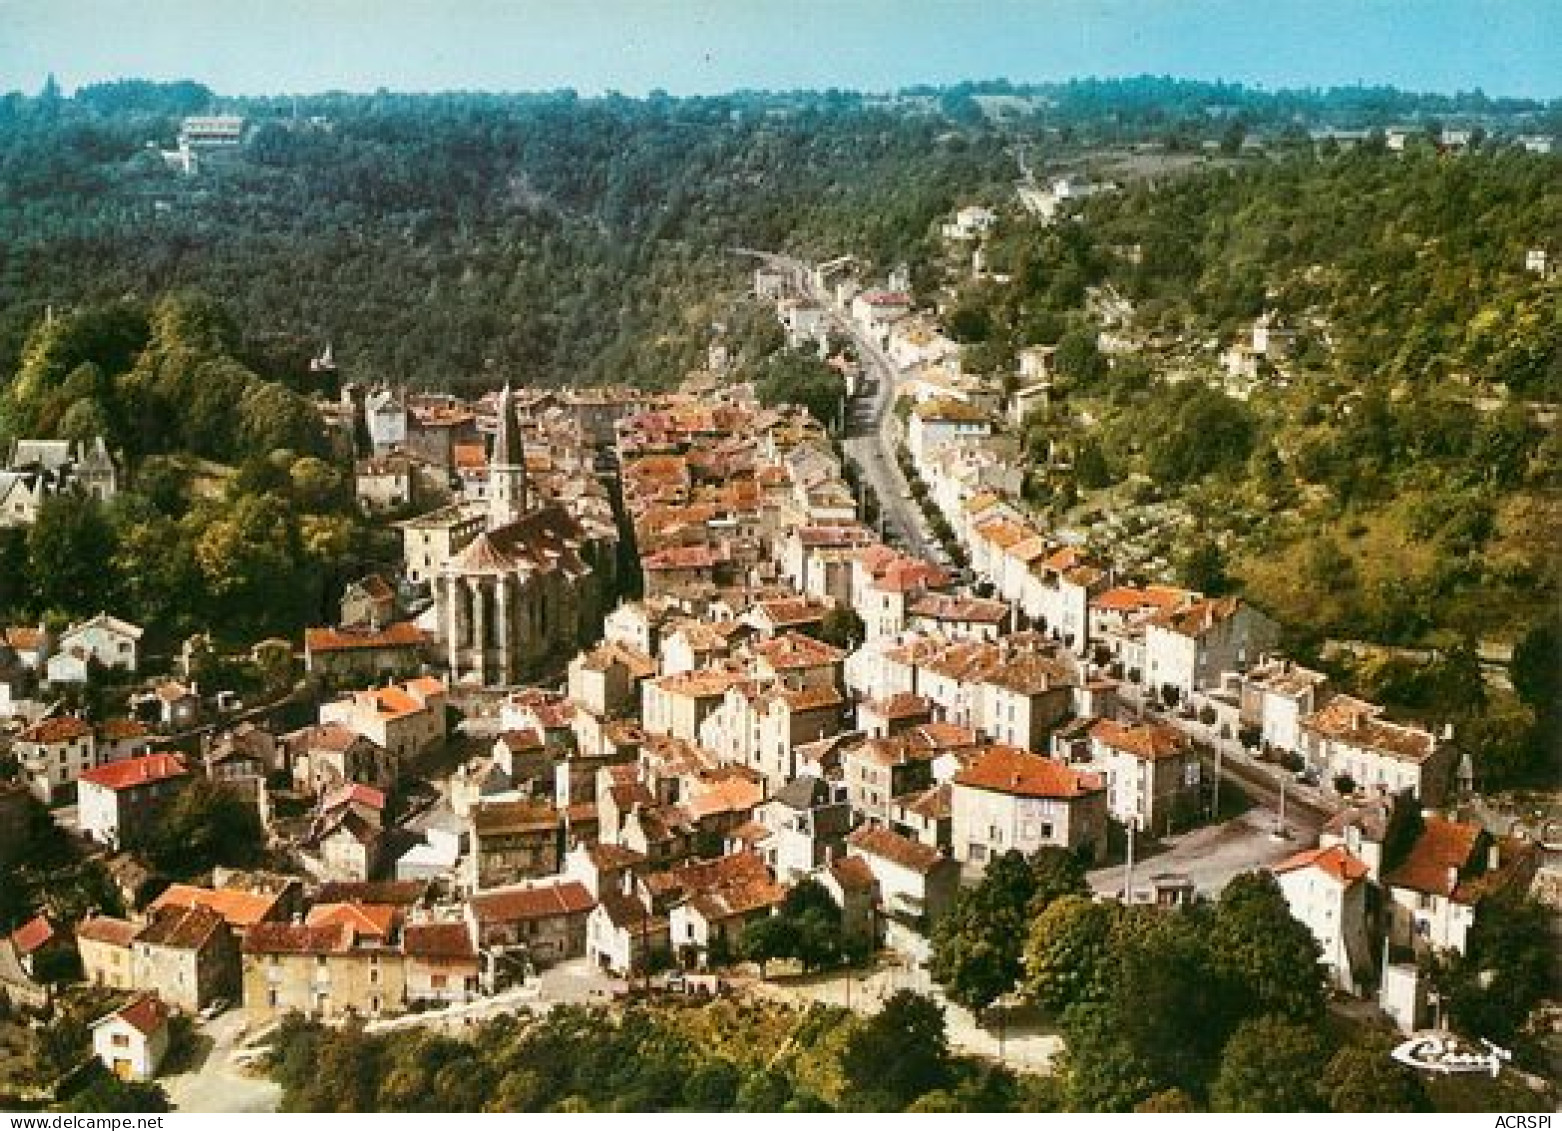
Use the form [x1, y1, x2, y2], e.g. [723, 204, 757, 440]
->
[403, 920, 481, 1005]
[76, 915, 138, 991]
[468, 799, 562, 889]
[241, 919, 404, 1021]
[465, 880, 595, 971]
[131, 905, 238, 1014]
[951, 745, 1108, 865]
[845, 824, 961, 929]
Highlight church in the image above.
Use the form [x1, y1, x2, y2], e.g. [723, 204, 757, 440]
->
[406, 386, 619, 686]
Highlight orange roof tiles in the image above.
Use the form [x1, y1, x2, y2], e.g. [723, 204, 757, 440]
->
[1089, 720, 1189, 762]
[305, 902, 399, 940]
[78, 754, 189, 792]
[1273, 844, 1371, 886]
[468, 880, 595, 924]
[1385, 816, 1484, 899]
[307, 622, 428, 653]
[149, 883, 282, 930]
[848, 824, 945, 874]
[19, 716, 93, 744]
[956, 745, 1105, 800]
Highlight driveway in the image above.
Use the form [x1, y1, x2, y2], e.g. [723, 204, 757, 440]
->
[161, 1010, 282, 1113]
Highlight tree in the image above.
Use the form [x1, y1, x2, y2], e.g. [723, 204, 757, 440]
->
[1210, 1014, 1329, 1112]
[1321, 1040, 1429, 1112]
[1057, 1001, 1160, 1112]
[738, 914, 798, 978]
[149, 779, 264, 877]
[1208, 871, 1326, 1021]
[1137, 1088, 1200, 1112]
[1511, 612, 1560, 719]
[238, 381, 328, 459]
[1027, 846, 1090, 911]
[1023, 895, 1119, 1014]
[841, 990, 949, 1109]
[1178, 536, 1231, 596]
[1055, 329, 1107, 388]
[27, 494, 117, 615]
[754, 350, 846, 429]
[929, 850, 1035, 1011]
[1442, 889, 1560, 1044]
[818, 606, 865, 650]
[56, 1066, 169, 1112]
[1073, 437, 1113, 489]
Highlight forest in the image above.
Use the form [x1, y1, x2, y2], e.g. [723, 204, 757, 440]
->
[3, 77, 1556, 391]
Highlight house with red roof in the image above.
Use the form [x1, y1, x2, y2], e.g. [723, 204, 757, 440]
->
[1086, 720, 1201, 837]
[1272, 844, 1376, 995]
[318, 675, 446, 763]
[846, 824, 961, 930]
[951, 745, 1108, 865]
[77, 753, 189, 850]
[15, 714, 96, 803]
[465, 879, 596, 971]
[304, 620, 430, 683]
[240, 915, 404, 1021]
[1143, 595, 1279, 702]
[91, 994, 171, 1082]
[1383, 815, 1491, 956]
[403, 920, 480, 1005]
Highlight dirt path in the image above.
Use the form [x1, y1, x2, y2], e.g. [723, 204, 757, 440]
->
[745, 963, 1063, 1073]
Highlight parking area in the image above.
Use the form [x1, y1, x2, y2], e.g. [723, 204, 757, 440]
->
[1088, 806, 1302, 900]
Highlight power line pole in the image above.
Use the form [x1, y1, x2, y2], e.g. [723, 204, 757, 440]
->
[1123, 818, 1136, 904]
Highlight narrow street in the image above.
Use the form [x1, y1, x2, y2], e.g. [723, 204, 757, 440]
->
[738, 249, 944, 564]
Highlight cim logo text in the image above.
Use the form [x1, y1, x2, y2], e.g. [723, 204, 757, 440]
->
[1390, 1033, 1511, 1077]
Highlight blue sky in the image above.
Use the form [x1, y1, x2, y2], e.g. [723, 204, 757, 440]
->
[1, 0, 1558, 99]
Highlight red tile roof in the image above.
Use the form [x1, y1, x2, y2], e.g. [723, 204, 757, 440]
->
[150, 883, 283, 929]
[1273, 844, 1371, 886]
[1089, 719, 1189, 762]
[103, 994, 170, 1037]
[848, 825, 945, 874]
[1385, 816, 1484, 900]
[468, 880, 595, 925]
[242, 921, 352, 956]
[403, 921, 476, 961]
[78, 753, 188, 792]
[955, 745, 1105, 800]
[10, 915, 55, 955]
[828, 854, 880, 892]
[306, 622, 429, 653]
[19, 716, 93, 744]
[76, 915, 139, 948]
[305, 901, 399, 939]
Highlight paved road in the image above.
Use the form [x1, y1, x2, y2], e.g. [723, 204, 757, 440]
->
[738, 249, 944, 564]
[162, 1011, 282, 1114]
